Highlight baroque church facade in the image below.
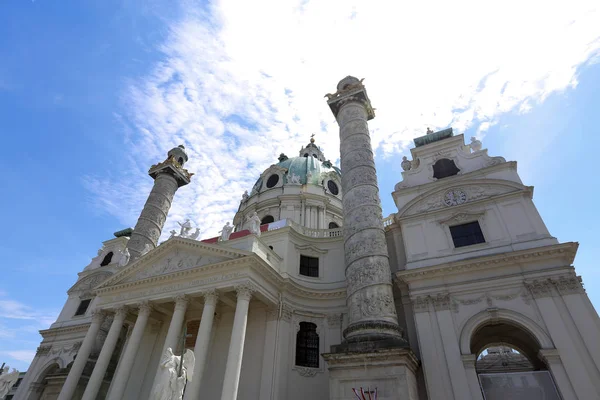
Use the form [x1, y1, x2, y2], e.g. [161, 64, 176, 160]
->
[10, 77, 600, 400]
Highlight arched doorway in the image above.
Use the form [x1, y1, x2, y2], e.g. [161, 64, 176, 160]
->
[30, 362, 63, 400]
[471, 321, 561, 400]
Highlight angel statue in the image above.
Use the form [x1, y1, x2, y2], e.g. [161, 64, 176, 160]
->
[0, 366, 20, 399]
[151, 347, 195, 400]
[247, 212, 262, 237]
[188, 228, 201, 240]
[177, 219, 193, 237]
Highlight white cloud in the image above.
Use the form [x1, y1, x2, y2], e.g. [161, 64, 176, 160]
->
[86, 0, 600, 239]
[4, 350, 36, 364]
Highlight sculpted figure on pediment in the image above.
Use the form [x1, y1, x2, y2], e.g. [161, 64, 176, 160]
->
[68, 271, 113, 294]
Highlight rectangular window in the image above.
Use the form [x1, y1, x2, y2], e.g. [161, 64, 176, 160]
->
[450, 221, 485, 248]
[74, 299, 92, 316]
[299, 255, 319, 277]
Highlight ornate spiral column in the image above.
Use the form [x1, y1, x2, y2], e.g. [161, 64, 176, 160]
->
[127, 145, 193, 261]
[184, 290, 219, 400]
[82, 307, 128, 400]
[108, 302, 152, 400]
[326, 76, 404, 346]
[58, 310, 106, 400]
[220, 284, 255, 400]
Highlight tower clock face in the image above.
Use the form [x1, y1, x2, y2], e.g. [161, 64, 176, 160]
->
[444, 189, 467, 206]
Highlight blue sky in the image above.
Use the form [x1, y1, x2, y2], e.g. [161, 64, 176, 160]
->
[0, 0, 599, 371]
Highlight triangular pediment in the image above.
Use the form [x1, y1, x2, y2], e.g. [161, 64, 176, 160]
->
[96, 237, 251, 288]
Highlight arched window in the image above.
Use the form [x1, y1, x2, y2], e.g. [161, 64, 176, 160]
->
[178, 157, 184, 165]
[261, 215, 275, 224]
[304, 153, 309, 157]
[432, 158, 460, 179]
[296, 322, 319, 368]
[328, 222, 339, 229]
[471, 322, 561, 399]
[266, 174, 279, 188]
[100, 252, 113, 267]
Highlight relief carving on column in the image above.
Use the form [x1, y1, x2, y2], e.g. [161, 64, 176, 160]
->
[234, 282, 256, 301]
[202, 289, 219, 306]
[350, 289, 396, 320]
[346, 258, 390, 296]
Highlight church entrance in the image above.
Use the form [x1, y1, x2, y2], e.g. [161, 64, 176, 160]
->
[471, 322, 561, 400]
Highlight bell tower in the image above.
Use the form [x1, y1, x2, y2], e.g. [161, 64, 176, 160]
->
[126, 145, 193, 261]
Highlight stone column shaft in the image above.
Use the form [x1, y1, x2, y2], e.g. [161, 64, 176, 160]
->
[184, 291, 218, 400]
[220, 284, 254, 400]
[82, 307, 127, 400]
[57, 310, 106, 400]
[127, 173, 178, 260]
[150, 295, 189, 395]
[108, 302, 151, 400]
[327, 77, 401, 343]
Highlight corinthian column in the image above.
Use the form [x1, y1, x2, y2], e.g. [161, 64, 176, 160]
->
[108, 302, 152, 400]
[184, 290, 218, 400]
[326, 76, 403, 345]
[220, 284, 254, 400]
[58, 310, 106, 400]
[82, 307, 128, 400]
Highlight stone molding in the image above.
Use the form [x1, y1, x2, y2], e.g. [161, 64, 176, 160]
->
[322, 347, 420, 374]
[525, 274, 585, 298]
[295, 366, 319, 377]
[68, 271, 114, 294]
[400, 181, 525, 217]
[437, 211, 485, 226]
[36, 345, 52, 356]
[91, 309, 107, 323]
[40, 323, 92, 338]
[412, 293, 457, 313]
[396, 242, 578, 282]
[461, 354, 477, 368]
[538, 348, 561, 364]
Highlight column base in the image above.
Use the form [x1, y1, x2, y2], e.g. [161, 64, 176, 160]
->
[322, 348, 420, 400]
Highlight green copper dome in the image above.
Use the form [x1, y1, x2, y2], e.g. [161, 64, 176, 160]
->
[251, 138, 341, 194]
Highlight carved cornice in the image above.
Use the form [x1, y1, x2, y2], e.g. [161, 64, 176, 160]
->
[525, 274, 585, 298]
[396, 242, 578, 282]
[437, 211, 485, 226]
[294, 244, 328, 255]
[68, 271, 113, 294]
[36, 345, 52, 356]
[40, 323, 92, 338]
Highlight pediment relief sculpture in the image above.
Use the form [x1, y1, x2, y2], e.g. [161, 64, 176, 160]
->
[400, 182, 522, 217]
[68, 271, 113, 294]
[120, 248, 229, 283]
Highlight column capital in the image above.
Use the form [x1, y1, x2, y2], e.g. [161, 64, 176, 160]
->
[114, 306, 129, 319]
[138, 301, 153, 316]
[90, 309, 106, 323]
[174, 294, 189, 310]
[326, 76, 375, 120]
[235, 283, 256, 301]
[202, 289, 219, 306]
